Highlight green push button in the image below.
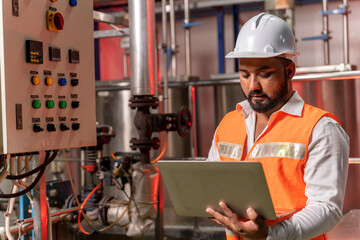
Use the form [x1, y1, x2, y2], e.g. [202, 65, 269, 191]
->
[46, 100, 55, 109]
[59, 100, 67, 109]
[32, 100, 41, 109]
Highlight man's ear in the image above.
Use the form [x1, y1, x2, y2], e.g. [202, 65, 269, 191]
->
[286, 61, 296, 80]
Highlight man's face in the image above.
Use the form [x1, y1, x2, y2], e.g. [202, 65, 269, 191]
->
[239, 57, 294, 114]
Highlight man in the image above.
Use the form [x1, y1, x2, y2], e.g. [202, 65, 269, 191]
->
[206, 13, 349, 240]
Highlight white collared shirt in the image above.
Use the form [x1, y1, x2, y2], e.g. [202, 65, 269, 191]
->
[207, 91, 349, 239]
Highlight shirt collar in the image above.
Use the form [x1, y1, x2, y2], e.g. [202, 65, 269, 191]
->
[236, 91, 304, 118]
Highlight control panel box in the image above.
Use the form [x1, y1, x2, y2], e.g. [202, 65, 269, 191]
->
[0, 1, 96, 153]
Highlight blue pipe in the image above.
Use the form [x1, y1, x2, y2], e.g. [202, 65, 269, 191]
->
[20, 190, 32, 240]
[232, 5, 239, 72]
[217, 7, 225, 74]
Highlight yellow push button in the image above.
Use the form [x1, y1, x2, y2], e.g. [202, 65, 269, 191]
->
[31, 76, 40, 85]
[45, 77, 54, 86]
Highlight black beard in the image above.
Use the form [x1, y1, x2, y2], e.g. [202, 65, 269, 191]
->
[243, 83, 289, 113]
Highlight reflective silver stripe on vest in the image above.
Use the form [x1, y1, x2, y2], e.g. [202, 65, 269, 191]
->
[218, 142, 242, 160]
[249, 142, 306, 160]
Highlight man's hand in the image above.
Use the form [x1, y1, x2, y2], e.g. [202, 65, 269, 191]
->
[206, 201, 269, 240]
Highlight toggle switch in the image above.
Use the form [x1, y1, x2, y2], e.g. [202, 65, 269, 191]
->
[72, 123, 80, 131]
[47, 123, 56, 132]
[33, 124, 44, 133]
[60, 123, 70, 131]
[71, 101, 80, 109]
[71, 78, 79, 86]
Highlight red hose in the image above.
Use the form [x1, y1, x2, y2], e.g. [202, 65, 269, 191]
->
[77, 184, 102, 235]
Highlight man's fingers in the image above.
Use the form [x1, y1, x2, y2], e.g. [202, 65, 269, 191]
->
[206, 207, 234, 228]
[247, 208, 258, 220]
[208, 217, 227, 228]
[219, 201, 238, 220]
[247, 207, 264, 226]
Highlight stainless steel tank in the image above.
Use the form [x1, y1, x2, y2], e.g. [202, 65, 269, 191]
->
[215, 85, 246, 125]
[95, 80, 191, 158]
[96, 81, 137, 155]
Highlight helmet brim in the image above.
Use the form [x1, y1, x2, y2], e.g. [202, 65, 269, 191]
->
[225, 51, 300, 59]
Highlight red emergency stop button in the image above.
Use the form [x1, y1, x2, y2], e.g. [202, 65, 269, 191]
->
[54, 13, 64, 30]
[47, 10, 64, 32]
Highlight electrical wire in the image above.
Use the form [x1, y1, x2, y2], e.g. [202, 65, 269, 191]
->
[10, 156, 33, 203]
[62, 149, 95, 231]
[77, 184, 102, 235]
[0, 155, 8, 185]
[151, 133, 168, 163]
[6, 151, 53, 180]
[18, 155, 31, 187]
[5, 185, 19, 240]
[0, 151, 57, 199]
[16, 221, 24, 240]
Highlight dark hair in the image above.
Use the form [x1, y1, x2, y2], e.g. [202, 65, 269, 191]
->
[277, 57, 293, 68]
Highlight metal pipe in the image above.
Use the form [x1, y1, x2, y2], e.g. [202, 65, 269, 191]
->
[217, 7, 225, 74]
[170, 0, 177, 77]
[123, 52, 128, 78]
[184, 0, 191, 76]
[232, 5, 239, 72]
[129, 0, 157, 96]
[322, 0, 330, 65]
[343, 0, 349, 65]
[9, 205, 96, 237]
[162, 0, 169, 113]
[80, 149, 86, 188]
[188, 86, 198, 157]
[95, 70, 360, 91]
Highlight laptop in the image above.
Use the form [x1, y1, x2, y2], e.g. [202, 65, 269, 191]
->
[157, 160, 295, 220]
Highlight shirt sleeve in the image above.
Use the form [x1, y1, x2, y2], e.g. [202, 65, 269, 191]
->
[267, 117, 349, 239]
[206, 126, 221, 162]
[206, 138, 221, 162]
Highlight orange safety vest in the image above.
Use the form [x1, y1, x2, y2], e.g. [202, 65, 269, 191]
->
[214, 103, 339, 240]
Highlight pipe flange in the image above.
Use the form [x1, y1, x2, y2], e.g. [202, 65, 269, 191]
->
[98, 196, 114, 226]
[129, 96, 158, 109]
[130, 138, 160, 150]
[64, 194, 82, 223]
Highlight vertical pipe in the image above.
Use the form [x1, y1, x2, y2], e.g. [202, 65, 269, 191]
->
[20, 194, 30, 240]
[188, 85, 197, 157]
[232, 5, 239, 72]
[217, 7, 225, 74]
[129, 0, 157, 96]
[94, 22, 101, 81]
[343, 0, 349, 65]
[155, 175, 164, 240]
[170, 0, 177, 77]
[184, 0, 191, 76]
[162, 0, 169, 113]
[33, 152, 47, 240]
[123, 52, 128, 78]
[80, 149, 86, 188]
[322, 0, 330, 65]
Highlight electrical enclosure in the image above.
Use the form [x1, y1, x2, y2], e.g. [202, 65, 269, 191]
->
[0, 0, 96, 153]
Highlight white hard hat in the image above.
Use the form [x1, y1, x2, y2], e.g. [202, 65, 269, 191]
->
[226, 12, 299, 60]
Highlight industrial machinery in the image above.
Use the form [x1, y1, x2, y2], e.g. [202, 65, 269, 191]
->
[0, 0, 359, 239]
[0, 0, 192, 239]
